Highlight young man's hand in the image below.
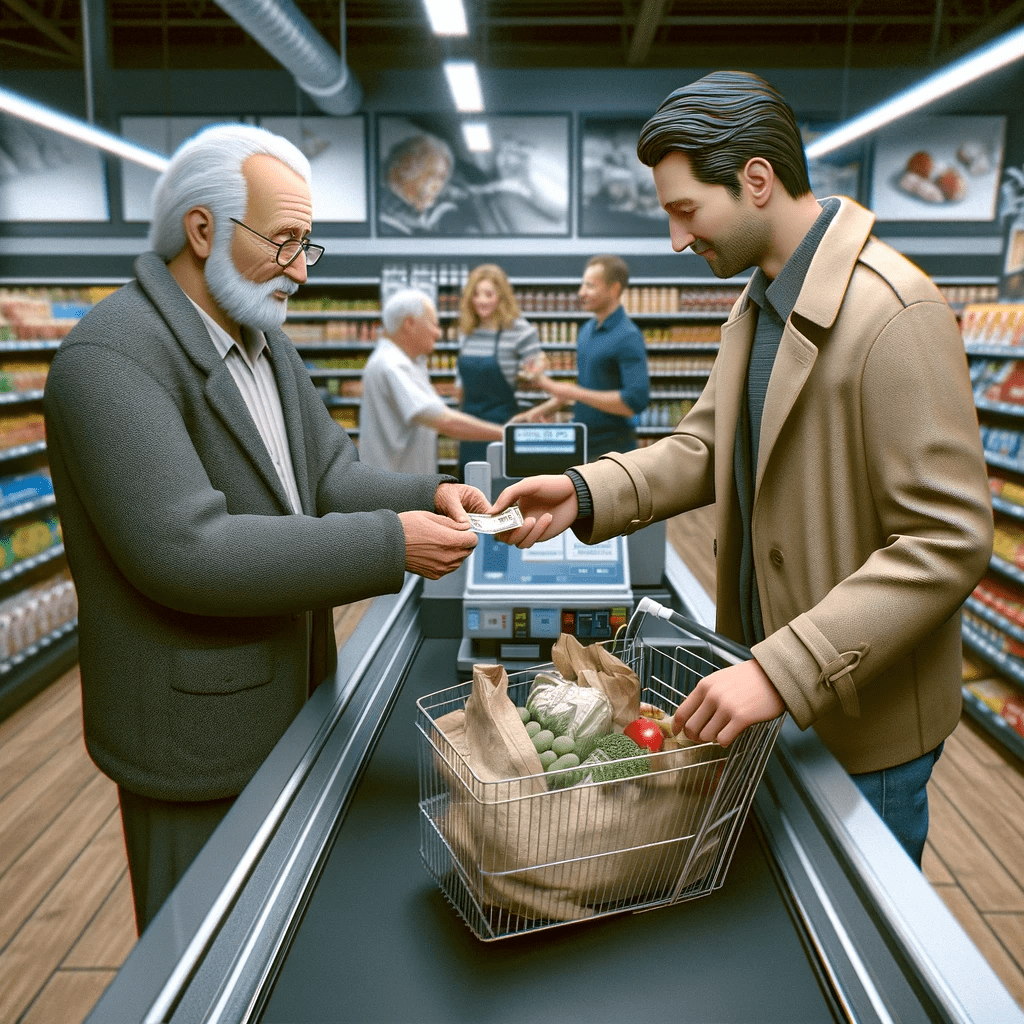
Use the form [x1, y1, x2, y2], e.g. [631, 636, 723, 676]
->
[489, 474, 578, 547]
[672, 659, 786, 746]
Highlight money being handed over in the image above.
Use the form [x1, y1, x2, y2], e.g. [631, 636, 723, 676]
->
[466, 505, 524, 534]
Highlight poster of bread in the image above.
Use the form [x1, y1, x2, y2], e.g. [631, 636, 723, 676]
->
[870, 114, 1006, 222]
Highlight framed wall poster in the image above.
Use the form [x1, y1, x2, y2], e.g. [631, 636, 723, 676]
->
[579, 116, 667, 237]
[259, 116, 368, 228]
[0, 113, 109, 221]
[869, 114, 1006, 222]
[800, 122, 863, 204]
[120, 116, 239, 222]
[376, 114, 570, 237]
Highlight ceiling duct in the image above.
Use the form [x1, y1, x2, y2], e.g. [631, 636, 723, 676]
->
[212, 0, 362, 114]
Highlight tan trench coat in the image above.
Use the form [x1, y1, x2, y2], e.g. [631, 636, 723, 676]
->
[575, 197, 994, 774]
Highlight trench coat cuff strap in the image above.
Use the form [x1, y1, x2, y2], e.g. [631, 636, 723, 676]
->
[598, 452, 653, 528]
[790, 613, 864, 718]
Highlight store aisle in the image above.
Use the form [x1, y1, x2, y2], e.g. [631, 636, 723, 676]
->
[0, 553, 1022, 1021]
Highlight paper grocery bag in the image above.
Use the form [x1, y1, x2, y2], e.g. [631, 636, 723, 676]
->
[432, 648, 725, 925]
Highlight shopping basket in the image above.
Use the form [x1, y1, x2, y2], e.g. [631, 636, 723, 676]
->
[415, 597, 785, 941]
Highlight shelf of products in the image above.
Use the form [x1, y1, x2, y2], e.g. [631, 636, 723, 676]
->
[0, 288, 87, 719]
[961, 300, 1024, 761]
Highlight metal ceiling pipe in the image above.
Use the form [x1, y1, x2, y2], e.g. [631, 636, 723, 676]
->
[212, 0, 362, 114]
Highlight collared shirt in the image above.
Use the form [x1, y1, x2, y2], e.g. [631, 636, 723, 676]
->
[735, 196, 840, 645]
[189, 299, 303, 514]
[359, 336, 447, 474]
[574, 304, 650, 458]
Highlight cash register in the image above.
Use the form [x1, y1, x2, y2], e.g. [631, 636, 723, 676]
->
[455, 422, 635, 675]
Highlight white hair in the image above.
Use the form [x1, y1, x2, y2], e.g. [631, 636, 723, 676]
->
[382, 288, 431, 336]
[147, 123, 312, 261]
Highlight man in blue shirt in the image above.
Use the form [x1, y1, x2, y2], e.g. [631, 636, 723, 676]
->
[517, 255, 649, 458]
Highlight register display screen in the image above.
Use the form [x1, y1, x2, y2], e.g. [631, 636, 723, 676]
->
[503, 423, 587, 478]
[472, 534, 625, 587]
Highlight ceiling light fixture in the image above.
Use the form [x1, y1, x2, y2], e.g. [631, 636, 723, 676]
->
[423, 0, 468, 36]
[0, 85, 170, 171]
[806, 25, 1024, 159]
[461, 121, 492, 153]
[443, 60, 484, 112]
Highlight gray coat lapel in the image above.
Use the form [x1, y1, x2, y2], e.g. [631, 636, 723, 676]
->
[133, 253, 296, 515]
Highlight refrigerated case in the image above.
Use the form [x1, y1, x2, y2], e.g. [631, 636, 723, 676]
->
[85, 569, 1023, 1024]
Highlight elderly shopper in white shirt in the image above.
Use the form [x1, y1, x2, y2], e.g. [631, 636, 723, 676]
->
[360, 288, 503, 474]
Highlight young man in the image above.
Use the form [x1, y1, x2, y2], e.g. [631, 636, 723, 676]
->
[517, 254, 649, 458]
[489, 71, 993, 866]
[359, 288, 503, 474]
[43, 125, 488, 932]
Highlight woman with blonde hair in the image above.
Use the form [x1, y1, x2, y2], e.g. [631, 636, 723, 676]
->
[455, 263, 544, 478]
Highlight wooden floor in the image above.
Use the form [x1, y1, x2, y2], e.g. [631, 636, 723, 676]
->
[1, 523, 1024, 1022]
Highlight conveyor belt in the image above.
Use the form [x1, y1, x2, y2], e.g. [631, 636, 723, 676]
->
[85, 581, 1024, 1024]
[260, 638, 838, 1024]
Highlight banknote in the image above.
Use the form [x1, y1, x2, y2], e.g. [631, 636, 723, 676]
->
[466, 506, 525, 533]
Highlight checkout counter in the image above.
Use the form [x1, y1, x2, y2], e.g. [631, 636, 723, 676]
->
[85, 432, 1024, 1024]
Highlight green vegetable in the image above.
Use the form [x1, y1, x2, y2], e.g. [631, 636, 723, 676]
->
[551, 735, 576, 757]
[532, 729, 555, 753]
[517, 706, 532, 724]
[525, 720, 542, 738]
[552, 733, 650, 788]
[539, 749, 558, 770]
[547, 752, 580, 777]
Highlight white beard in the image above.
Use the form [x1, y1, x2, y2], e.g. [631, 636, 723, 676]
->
[204, 231, 298, 332]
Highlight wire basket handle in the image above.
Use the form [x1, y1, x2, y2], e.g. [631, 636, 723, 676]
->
[628, 597, 752, 664]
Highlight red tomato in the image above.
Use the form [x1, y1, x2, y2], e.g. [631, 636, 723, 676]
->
[624, 717, 664, 753]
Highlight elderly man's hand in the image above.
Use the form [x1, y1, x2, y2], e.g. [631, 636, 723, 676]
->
[434, 481, 490, 524]
[399, 510, 477, 579]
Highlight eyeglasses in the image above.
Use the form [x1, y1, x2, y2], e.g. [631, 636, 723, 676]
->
[229, 217, 325, 268]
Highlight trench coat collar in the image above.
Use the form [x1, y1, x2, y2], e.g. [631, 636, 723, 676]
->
[717, 196, 875, 500]
[133, 252, 308, 515]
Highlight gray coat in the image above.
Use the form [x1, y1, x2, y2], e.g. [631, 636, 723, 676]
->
[44, 253, 446, 801]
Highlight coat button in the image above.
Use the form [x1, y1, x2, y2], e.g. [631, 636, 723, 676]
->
[770, 548, 784, 566]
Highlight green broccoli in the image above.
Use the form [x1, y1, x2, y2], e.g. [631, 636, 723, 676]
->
[549, 733, 650, 788]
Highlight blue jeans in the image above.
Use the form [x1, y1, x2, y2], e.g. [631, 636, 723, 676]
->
[849, 743, 943, 868]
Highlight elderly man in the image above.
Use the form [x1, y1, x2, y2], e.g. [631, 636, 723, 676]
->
[491, 72, 993, 867]
[359, 288, 503, 474]
[43, 124, 488, 932]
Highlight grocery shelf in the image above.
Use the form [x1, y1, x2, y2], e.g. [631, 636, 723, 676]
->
[975, 396, 1024, 418]
[0, 618, 78, 722]
[962, 620, 1024, 690]
[0, 493, 56, 525]
[0, 390, 44, 406]
[964, 595, 1024, 647]
[0, 543, 65, 588]
[965, 344, 1024, 358]
[0, 440, 47, 464]
[985, 450, 1024, 475]
[0, 340, 62, 353]
[992, 495, 1024, 522]
[960, 687, 1024, 764]
[988, 553, 1024, 587]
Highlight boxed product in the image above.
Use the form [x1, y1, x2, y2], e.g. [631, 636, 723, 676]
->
[0, 469, 52, 510]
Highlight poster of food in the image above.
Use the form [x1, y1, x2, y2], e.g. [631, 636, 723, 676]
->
[869, 114, 1006, 222]
[259, 116, 367, 226]
[0, 113, 109, 221]
[376, 114, 570, 237]
[120, 116, 236, 222]
[579, 116, 667, 237]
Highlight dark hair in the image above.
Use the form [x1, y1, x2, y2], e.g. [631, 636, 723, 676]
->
[586, 254, 630, 291]
[637, 71, 811, 200]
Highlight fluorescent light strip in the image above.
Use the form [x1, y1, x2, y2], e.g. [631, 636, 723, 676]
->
[806, 25, 1024, 159]
[0, 85, 170, 171]
[423, 0, 467, 36]
[443, 60, 484, 113]
[462, 121, 492, 152]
